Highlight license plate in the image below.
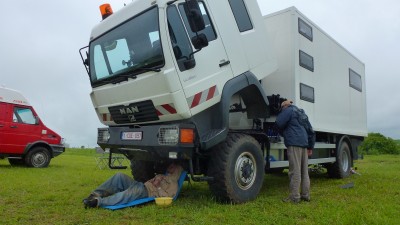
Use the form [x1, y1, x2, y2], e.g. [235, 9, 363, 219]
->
[121, 132, 142, 140]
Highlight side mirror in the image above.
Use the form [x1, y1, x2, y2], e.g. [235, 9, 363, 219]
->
[184, 0, 205, 32]
[79, 46, 90, 75]
[191, 33, 208, 50]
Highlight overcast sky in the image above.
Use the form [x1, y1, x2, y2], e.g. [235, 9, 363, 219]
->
[1, 0, 399, 147]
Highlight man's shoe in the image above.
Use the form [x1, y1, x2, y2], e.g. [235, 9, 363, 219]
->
[282, 197, 300, 204]
[301, 196, 310, 202]
[83, 198, 98, 208]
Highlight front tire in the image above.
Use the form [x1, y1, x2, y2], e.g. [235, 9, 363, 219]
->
[328, 141, 352, 178]
[207, 133, 264, 203]
[25, 147, 51, 168]
[130, 160, 155, 182]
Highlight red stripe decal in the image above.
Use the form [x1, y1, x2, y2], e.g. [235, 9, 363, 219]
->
[162, 104, 177, 114]
[206, 86, 216, 101]
[191, 92, 202, 108]
[102, 114, 107, 121]
[156, 110, 162, 116]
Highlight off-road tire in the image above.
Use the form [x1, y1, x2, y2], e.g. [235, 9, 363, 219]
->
[327, 141, 352, 178]
[130, 160, 156, 182]
[207, 133, 264, 203]
[24, 147, 51, 168]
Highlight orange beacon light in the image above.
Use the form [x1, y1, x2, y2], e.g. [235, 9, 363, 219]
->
[100, 4, 113, 20]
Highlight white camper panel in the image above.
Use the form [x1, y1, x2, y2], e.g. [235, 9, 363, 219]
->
[262, 7, 367, 137]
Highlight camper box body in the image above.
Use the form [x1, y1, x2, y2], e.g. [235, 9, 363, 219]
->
[262, 7, 367, 137]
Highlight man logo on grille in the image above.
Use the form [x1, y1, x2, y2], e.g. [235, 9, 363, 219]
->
[119, 106, 139, 115]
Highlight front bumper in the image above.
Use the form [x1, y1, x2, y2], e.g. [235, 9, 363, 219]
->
[50, 144, 65, 157]
[97, 124, 196, 160]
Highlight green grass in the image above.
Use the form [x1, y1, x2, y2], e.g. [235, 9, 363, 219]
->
[1, 149, 399, 224]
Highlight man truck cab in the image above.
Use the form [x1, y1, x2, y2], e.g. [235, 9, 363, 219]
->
[0, 87, 64, 167]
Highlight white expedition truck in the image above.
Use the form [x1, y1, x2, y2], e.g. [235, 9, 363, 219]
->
[80, 0, 366, 203]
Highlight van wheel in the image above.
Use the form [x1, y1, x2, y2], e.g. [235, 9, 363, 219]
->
[207, 133, 264, 203]
[25, 147, 51, 168]
[328, 141, 352, 178]
[8, 158, 25, 166]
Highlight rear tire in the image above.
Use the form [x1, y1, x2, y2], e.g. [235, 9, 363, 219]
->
[207, 133, 264, 203]
[25, 147, 51, 168]
[328, 141, 352, 178]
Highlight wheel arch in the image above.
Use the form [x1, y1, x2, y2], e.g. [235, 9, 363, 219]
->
[24, 141, 53, 158]
[191, 71, 270, 150]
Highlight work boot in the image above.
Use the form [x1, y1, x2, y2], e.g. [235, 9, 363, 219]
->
[83, 198, 98, 208]
[282, 197, 300, 204]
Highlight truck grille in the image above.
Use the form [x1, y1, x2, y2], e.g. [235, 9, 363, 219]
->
[108, 100, 159, 124]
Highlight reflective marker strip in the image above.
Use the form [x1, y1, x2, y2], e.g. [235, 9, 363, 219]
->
[156, 104, 177, 116]
[187, 85, 218, 109]
[102, 113, 113, 122]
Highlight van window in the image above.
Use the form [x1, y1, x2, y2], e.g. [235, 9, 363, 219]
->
[349, 69, 362, 92]
[300, 83, 315, 103]
[298, 18, 313, 41]
[178, 1, 217, 41]
[228, 0, 253, 32]
[13, 107, 36, 125]
[299, 50, 314, 72]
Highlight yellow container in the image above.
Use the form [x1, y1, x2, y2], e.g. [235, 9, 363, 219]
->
[155, 197, 173, 206]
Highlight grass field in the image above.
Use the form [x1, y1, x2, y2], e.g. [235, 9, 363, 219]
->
[0, 149, 399, 225]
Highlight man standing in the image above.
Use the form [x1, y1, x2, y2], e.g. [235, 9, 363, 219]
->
[276, 100, 314, 203]
[83, 163, 183, 208]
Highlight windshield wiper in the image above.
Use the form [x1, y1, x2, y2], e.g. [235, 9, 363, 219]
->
[117, 66, 160, 78]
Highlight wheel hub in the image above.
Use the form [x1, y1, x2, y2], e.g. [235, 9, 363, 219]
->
[32, 153, 46, 166]
[235, 152, 256, 190]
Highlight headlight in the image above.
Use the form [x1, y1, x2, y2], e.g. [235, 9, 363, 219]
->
[158, 126, 179, 145]
[98, 128, 110, 143]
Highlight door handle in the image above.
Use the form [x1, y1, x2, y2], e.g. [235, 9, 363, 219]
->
[0, 124, 4, 127]
[10, 125, 18, 128]
[219, 60, 230, 67]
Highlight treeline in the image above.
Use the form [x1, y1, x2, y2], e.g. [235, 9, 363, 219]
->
[359, 133, 400, 155]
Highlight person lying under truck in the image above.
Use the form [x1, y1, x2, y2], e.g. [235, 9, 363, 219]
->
[83, 163, 183, 208]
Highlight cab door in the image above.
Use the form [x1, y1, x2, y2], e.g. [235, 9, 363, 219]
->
[166, 2, 233, 116]
[1, 105, 41, 154]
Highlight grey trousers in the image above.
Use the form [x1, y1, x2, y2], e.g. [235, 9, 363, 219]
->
[94, 173, 148, 207]
[287, 146, 310, 200]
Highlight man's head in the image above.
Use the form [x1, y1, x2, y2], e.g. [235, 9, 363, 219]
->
[166, 163, 184, 181]
[280, 100, 293, 110]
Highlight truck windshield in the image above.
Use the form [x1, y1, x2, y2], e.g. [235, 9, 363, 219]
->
[89, 7, 164, 86]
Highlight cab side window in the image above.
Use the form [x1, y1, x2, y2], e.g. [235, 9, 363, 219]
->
[228, 0, 253, 32]
[167, 5, 194, 71]
[178, 2, 217, 41]
[13, 107, 37, 125]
